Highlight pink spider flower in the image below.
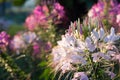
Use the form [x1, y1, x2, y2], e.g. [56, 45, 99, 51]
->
[25, 15, 37, 31]
[0, 31, 10, 51]
[10, 33, 26, 54]
[53, 2, 65, 18]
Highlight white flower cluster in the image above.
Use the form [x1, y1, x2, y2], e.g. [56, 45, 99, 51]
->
[10, 31, 37, 54]
[51, 26, 120, 79]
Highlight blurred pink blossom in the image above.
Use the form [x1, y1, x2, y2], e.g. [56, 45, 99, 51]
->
[88, 0, 104, 18]
[0, 31, 10, 47]
[10, 33, 26, 54]
[116, 14, 120, 26]
[107, 71, 116, 79]
[44, 41, 52, 52]
[33, 42, 40, 55]
[53, 3, 65, 18]
[0, 31, 10, 52]
[88, 0, 120, 32]
[25, 15, 37, 31]
[25, 2, 67, 31]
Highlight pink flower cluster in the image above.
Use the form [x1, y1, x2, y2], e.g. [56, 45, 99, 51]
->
[0, 30, 52, 57]
[0, 31, 10, 50]
[10, 31, 37, 54]
[88, 0, 104, 18]
[25, 2, 66, 31]
[8, 31, 52, 56]
[88, 0, 120, 32]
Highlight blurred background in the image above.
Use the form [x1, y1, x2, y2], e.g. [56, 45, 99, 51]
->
[0, 0, 98, 28]
[0, 0, 120, 28]
[0, 0, 120, 80]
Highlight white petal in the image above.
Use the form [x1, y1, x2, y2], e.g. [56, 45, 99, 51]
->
[99, 27, 105, 40]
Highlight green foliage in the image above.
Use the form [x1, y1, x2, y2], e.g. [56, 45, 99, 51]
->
[12, 0, 26, 6]
[7, 24, 25, 36]
[0, 53, 27, 80]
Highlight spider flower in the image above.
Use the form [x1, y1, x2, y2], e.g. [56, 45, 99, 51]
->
[25, 2, 67, 31]
[10, 31, 37, 54]
[23, 31, 37, 44]
[25, 15, 37, 31]
[88, 0, 104, 18]
[52, 2, 65, 19]
[10, 32, 27, 54]
[50, 20, 120, 79]
[88, 0, 120, 32]
[0, 31, 10, 51]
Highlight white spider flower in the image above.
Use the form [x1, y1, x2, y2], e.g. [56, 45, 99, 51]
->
[57, 34, 76, 48]
[52, 46, 66, 64]
[51, 25, 120, 79]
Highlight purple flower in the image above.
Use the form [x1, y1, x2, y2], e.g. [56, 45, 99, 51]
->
[106, 71, 116, 79]
[112, 54, 120, 63]
[52, 2, 65, 18]
[0, 31, 10, 48]
[25, 15, 37, 31]
[33, 5, 48, 22]
[92, 52, 110, 62]
[10, 33, 26, 54]
[88, 0, 120, 31]
[33, 42, 40, 55]
[23, 31, 37, 44]
[44, 41, 52, 52]
[116, 14, 120, 26]
[88, 0, 104, 18]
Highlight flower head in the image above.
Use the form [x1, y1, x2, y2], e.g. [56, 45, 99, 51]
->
[23, 31, 37, 44]
[25, 2, 67, 31]
[88, 0, 120, 32]
[25, 15, 37, 31]
[50, 19, 120, 79]
[53, 3, 65, 18]
[10, 32, 26, 54]
[0, 31, 10, 51]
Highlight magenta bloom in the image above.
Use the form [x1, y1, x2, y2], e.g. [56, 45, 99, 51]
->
[25, 15, 37, 31]
[44, 41, 52, 52]
[116, 14, 120, 26]
[88, 0, 120, 32]
[10, 33, 26, 54]
[25, 2, 67, 31]
[33, 42, 40, 55]
[53, 3, 65, 18]
[88, 0, 104, 18]
[33, 5, 48, 22]
[0, 31, 10, 48]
